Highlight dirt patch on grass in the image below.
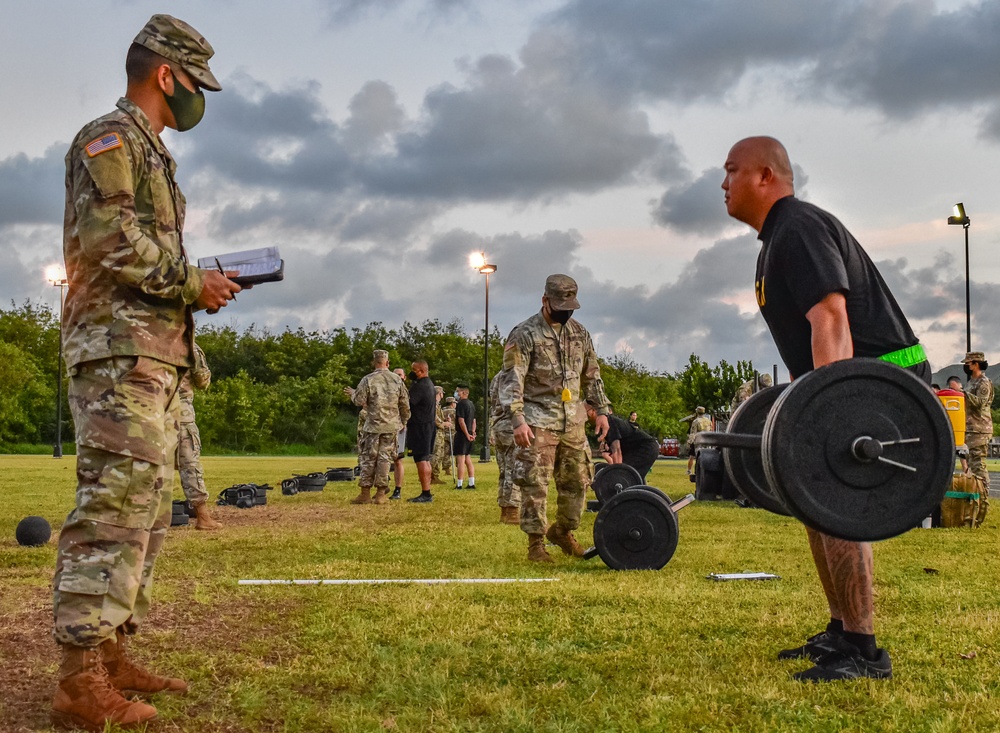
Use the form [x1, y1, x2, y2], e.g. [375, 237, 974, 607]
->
[0, 583, 304, 733]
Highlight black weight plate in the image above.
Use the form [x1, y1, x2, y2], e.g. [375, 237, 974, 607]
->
[594, 462, 609, 476]
[694, 448, 724, 500]
[592, 463, 643, 504]
[593, 486, 679, 570]
[724, 384, 792, 516]
[762, 359, 953, 542]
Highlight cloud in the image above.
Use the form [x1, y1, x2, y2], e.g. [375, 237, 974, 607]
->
[0, 145, 65, 227]
[324, 0, 473, 26]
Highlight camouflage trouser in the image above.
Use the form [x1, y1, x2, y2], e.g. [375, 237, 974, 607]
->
[431, 428, 452, 479]
[53, 356, 180, 647]
[359, 431, 397, 490]
[968, 442, 990, 520]
[494, 429, 520, 508]
[177, 419, 208, 505]
[513, 423, 593, 535]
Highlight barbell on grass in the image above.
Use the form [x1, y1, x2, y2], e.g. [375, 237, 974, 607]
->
[694, 359, 954, 542]
[591, 463, 643, 505]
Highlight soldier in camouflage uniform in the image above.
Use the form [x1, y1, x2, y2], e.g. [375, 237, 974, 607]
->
[963, 352, 994, 522]
[731, 373, 773, 414]
[345, 350, 410, 504]
[438, 396, 457, 477]
[430, 386, 449, 484]
[51, 15, 239, 730]
[176, 342, 222, 530]
[490, 370, 520, 524]
[686, 407, 713, 475]
[499, 275, 611, 562]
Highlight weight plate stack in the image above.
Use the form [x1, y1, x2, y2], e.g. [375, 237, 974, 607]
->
[170, 500, 190, 527]
[281, 477, 299, 496]
[762, 359, 954, 542]
[592, 486, 679, 570]
[293, 472, 328, 492]
[592, 463, 643, 505]
[724, 385, 792, 516]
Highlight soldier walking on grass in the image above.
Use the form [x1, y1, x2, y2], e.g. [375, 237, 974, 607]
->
[51, 15, 239, 730]
[177, 342, 222, 530]
[490, 369, 520, 525]
[345, 350, 410, 505]
[499, 274, 611, 562]
[962, 351, 994, 521]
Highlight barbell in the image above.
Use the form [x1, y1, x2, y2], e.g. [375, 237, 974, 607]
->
[694, 359, 954, 542]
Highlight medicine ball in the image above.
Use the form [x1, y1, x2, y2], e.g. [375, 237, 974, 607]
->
[16, 516, 52, 546]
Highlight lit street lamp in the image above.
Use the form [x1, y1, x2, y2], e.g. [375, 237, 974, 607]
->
[45, 264, 68, 458]
[470, 252, 497, 463]
[947, 202, 972, 353]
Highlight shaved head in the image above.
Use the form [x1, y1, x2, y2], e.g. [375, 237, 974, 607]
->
[722, 136, 796, 232]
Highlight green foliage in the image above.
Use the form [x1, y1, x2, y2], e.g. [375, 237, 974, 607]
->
[0, 301, 61, 445]
[675, 353, 756, 415]
[600, 350, 685, 439]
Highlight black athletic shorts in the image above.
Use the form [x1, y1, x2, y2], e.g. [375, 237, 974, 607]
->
[453, 432, 473, 456]
[406, 422, 435, 463]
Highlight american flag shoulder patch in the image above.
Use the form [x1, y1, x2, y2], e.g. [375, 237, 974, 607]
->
[85, 133, 123, 157]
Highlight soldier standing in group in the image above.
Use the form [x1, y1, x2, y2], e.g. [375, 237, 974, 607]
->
[963, 351, 994, 521]
[430, 386, 450, 484]
[177, 342, 222, 530]
[685, 407, 713, 475]
[439, 396, 457, 477]
[499, 274, 611, 562]
[345, 350, 410, 505]
[731, 373, 773, 413]
[51, 15, 239, 730]
[490, 370, 520, 525]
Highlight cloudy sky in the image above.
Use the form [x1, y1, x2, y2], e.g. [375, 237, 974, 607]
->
[4, 0, 1000, 377]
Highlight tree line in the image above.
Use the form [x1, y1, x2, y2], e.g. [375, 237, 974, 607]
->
[1, 300, 785, 454]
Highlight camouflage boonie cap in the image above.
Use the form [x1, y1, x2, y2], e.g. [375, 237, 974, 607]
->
[134, 14, 222, 92]
[544, 274, 581, 310]
[963, 351, 986, 364]
[373, 349, 389, 361]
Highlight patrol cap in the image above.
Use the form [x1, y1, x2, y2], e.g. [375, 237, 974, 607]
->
[759, 374, 773, 388]
[133, 14, 222, 92]
[695, 406, 706, 414]
[963, 351, 986, 364]
[372, 349, 389, 362]
[544, 274, 581, 310]
[445, 396, 456, 404]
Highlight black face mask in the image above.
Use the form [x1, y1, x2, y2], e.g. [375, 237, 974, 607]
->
[963, 365, 974, 377]
[549, 308, 573, 325]
[408, 371, 418, 381]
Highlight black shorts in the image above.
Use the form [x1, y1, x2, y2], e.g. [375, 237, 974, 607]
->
[453, 432, 473, 456]
[406, 422, 435, 463]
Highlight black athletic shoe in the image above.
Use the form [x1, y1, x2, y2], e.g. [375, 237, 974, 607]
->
[777, 631, 842, 662]
[407, 494, 433, 503]
[466, 483, 476, 490]
[792, 640, 892, 682]
[390, 488, 401, 500]
[453, 484, 463, 490]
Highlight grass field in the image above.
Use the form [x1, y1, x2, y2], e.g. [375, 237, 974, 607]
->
[2, 454, 999, 733]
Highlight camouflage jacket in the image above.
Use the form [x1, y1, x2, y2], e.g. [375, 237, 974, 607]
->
[489, 371, 513, 436]
[442, 405, 456, 433]
[352, 368, 410, 434]
[965, 374, 994, 446]
[62, 97, 206, 370]
[499, 311, 610, 431]
[731, 380, 754, 413]
[178, 343, 212, 424]
[687, 415, 713, 444]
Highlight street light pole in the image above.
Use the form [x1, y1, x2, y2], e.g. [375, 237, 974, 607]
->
[46, 265, 68, 458]
[470, 253, 497, 463]
[947, 203, 972, 352]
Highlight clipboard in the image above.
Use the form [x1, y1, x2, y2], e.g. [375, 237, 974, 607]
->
[198, 247, 284, 286]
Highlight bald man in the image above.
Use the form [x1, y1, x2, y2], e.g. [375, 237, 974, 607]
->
[722, 136, 930, 682]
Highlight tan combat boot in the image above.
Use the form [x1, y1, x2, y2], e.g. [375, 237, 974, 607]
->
[192, 501, 223, 530]
[372, 488, 389, 505]
[51, 645, 157, 732]
[101, 628, 188, 696]
[351, 487, 372, 504]
[527, 533, 554, 563]
[546, 524, 586, 557]
[500, 506, 520, 525]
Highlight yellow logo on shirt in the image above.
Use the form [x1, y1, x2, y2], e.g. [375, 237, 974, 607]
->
[755, 277, 766, 308]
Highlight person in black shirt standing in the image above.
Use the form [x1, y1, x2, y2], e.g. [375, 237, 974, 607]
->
[586, 406, 659, 479]
[405, 360, 437, 503]
[453, 383, 477, 489]
[722, 136, 930, 682]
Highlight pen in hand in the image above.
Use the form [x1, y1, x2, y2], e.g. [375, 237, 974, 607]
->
[215, 257, 236, 302]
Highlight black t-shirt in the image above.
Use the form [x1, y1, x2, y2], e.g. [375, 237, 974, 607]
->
[407, 377, 436, 426]
[605, 414, 656, 450]
[755, 196, 919, 378]
[455, 398, 476, 435]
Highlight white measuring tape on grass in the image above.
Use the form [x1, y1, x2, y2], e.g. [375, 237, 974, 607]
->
[239, 578, 560, 586]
